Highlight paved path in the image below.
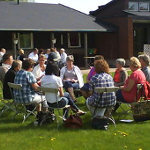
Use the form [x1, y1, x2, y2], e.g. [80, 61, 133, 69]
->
[81, 68, 130, 75]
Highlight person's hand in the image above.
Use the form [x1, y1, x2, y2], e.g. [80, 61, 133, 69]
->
[71, 79, 78, 83]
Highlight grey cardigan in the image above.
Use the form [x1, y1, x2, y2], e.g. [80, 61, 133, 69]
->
[114, 69, 128, 87]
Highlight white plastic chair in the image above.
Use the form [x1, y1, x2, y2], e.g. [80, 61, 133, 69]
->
[8, 82, 37, 123]
[94, 86, 119, 127]
[37, 86, 70, 127]
[0, 81, 16, 117]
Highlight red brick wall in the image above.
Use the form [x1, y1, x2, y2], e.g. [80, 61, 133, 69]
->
[103, 17, 133, 59]
[94, 32, 118, 59]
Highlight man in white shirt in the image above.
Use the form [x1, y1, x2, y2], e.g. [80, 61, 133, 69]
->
[59, 48, 67, 68]
[0, 48, 6, 62]
[28, 48, 39, 63]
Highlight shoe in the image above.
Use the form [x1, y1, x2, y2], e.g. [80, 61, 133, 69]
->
[77, 110, 86, 116]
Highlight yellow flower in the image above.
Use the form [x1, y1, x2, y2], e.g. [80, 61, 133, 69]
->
[124, 145, 128, 149]
[138, 148, 142, 150]
[113, 133, 117, 136]
[50, 137, 56, 141]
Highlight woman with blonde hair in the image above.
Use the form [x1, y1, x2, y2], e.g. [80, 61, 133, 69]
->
[17, 49, 26, 61]
[114, 57, 147, 111]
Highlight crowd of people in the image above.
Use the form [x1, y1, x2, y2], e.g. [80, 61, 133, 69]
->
[0, 47, 150, 126]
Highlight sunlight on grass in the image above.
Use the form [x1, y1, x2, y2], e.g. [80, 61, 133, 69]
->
[0, 71, 150, 150]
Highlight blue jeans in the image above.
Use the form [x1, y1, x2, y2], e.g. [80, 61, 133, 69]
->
[63, 81, 79, 91]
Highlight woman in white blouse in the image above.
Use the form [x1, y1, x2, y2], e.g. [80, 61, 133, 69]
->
[32, 54, 46, 82]
[41, 62, 85, 119]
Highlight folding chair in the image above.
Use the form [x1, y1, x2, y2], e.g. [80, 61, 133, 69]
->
[38, 86, 70, 127]
[117, 84, 144, 120]
[94, 86, 119, 127]
[0, 81, 16, 117]
[8, 82, 37, 123]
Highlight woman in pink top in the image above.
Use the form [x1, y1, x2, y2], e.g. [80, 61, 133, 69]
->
[114, 57, 146, 111]
[87, 55, 104, 82]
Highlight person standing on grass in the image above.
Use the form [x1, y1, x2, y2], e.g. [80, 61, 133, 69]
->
[59, 48, 67, 68]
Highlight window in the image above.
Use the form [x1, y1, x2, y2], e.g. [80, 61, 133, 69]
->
[128, 2, 138, 11]
[19, 33, 33, 49]
[68, 33, 81, 48]
[139, 2, 149, 11]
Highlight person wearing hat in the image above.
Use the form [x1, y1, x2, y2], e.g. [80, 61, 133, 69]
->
[114, 58, 128, 87]
[60, 55, 84, 102]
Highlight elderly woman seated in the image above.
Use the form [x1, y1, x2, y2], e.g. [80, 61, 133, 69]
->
[60, 55, 84, 102]
[113, 58, 128, 87]
[86, 59, 116, 118]
[114, 57, 147, 111]
[138, 54, 150, 83]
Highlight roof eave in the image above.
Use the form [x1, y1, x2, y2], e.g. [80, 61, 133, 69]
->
[0, 28, 109, 32]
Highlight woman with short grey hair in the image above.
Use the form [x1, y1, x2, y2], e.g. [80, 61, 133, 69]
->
[113, 58, 128, 87]
[138, 54, 150, 83]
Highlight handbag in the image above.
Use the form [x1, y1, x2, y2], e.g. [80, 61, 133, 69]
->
[64, 114, 83, 129]
[131, 100, 150, 122]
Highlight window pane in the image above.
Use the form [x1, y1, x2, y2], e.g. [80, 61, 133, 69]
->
[19, 33, 32, 49]
[128, 2, 138, 11]
[139, 2, 149, 11]
[69, 33, 81, 47]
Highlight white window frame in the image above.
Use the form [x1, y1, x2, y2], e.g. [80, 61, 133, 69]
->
[128, 2, 139, 11]
[68, 33, 81, 48]
[18, 32, 34, 49]
[139, 2, 149, 11]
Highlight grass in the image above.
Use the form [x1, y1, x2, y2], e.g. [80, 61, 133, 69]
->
[0, 72, 150, 150]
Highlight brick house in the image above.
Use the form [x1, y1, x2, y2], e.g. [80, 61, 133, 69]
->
[90, 0, 150, 60]
[0, 1, 115, 67]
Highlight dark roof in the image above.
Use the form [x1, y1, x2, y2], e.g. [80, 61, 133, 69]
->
[0, 2, 114, 32]
[90, 0, 118, 16]
[124, 10, 150, 20]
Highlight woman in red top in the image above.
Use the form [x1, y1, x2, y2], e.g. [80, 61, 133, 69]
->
[114, 58, 128, 87]
[115, 57, 146, 110]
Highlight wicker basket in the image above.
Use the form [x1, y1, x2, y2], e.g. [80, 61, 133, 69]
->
[131, 101, 150, 122]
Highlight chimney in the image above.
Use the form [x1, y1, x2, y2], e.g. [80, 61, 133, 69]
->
[17, 0, 19, 5]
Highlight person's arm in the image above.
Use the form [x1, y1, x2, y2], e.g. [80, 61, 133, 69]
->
[120, 79, 135, 92]
[31, 82, 39, 91]
[115, 71, 128, 87]
[58, 87, 64, 97]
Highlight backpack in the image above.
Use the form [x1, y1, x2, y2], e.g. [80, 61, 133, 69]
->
[143, 81, 150, 100]
[91, 117, 109, 130]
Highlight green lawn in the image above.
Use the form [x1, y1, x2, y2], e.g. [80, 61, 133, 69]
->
[0, 72, 150, 150]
